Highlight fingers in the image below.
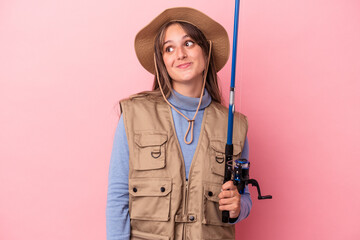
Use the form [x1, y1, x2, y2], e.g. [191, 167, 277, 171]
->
[221, 180, 237, 191]
[219, 196, 240, 205]
[218, 202, 239, 211]
[218, 180, 238, 199]
[218, 189, 235, 199]
[218, 180, 241, 218]
[218, 190, 240, 205]
[218, 188, 241, 208]
[218, 194, 241, 218]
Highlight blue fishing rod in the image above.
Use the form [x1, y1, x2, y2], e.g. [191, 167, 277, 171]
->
[222, 0, 272, 223]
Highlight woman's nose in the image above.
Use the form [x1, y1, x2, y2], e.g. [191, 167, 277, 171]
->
[176, 47, 187, 60]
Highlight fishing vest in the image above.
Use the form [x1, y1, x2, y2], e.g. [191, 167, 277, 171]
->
[120, 94, 248, 240]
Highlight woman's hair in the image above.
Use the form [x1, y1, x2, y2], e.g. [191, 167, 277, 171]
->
[143, 21, 222, 104]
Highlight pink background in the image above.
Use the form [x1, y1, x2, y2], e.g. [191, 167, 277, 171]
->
[1, 0, 359, 239]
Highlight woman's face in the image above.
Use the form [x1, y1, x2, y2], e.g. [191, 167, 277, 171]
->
[162, 24, 206, 88]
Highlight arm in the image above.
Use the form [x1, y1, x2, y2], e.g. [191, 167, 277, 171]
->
[106, 116, 130, 240]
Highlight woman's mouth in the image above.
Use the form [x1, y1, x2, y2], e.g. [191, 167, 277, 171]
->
[176, 62, 192, 69]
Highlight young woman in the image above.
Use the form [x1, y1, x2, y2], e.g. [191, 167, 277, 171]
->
[106, 7, 251, 240]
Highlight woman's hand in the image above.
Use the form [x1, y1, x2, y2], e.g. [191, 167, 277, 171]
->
[218, 180, 241, 219]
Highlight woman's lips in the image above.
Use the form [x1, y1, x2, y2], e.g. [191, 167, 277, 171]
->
[176, 62, 192, 69]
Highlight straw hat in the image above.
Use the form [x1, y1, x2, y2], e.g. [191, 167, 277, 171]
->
[134, 7, 230, 74]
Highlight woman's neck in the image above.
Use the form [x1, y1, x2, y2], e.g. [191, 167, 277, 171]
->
[168, 88, 211, 111]
[172, 76, 204, 98]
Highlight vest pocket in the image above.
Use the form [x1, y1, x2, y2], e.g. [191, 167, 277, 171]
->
[129, 178, 172, 221]
[210, 140, 242, 177]
[130, 230, 170, 240]
[203, 182, 231, 226]
[134, 132, 167, 170]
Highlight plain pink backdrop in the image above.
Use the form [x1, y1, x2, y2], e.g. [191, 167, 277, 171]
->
[1, 0, 359, 239]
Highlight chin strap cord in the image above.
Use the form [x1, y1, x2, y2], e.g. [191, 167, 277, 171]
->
[154, 41, 212, 144]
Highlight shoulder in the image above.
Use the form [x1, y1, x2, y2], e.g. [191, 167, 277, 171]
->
[119, 91, 164, 112]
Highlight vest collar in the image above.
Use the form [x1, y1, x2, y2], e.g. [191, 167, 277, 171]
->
[168, 89, 211, 111]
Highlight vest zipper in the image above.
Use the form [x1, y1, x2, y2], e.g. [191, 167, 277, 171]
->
[184, 179, 189, 213]
[182, 179, 188, 240]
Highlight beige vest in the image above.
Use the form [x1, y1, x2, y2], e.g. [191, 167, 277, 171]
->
[120, 94, 248, 240]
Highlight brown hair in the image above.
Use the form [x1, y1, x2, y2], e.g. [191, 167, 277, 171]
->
[141, 21, 222, 104]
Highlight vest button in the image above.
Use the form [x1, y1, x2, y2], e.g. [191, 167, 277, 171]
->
[208, 191, 213, 197]
[133, 188, 137, 192]
[160, 187, 165, 192]
[189, 215, 195, 221]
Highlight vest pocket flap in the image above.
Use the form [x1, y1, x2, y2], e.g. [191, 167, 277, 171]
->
[210, 139, 242, 155]
[129, 178, 172, 197]
[135, 133, 167, 147]
[131, 230, 170, 240]
[134, 132, 167, 170]
[203, 183, 222, 202]
[129, 178, 172, 221]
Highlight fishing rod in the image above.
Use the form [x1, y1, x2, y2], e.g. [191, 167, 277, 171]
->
[222, 0, 272, 223]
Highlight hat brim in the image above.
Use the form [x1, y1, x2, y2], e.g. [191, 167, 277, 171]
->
[134, 7, 230, 74]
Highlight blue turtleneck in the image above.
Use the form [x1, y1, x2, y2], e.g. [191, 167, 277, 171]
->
[106, 90, 251, 240]
[168, 89, 212, 178]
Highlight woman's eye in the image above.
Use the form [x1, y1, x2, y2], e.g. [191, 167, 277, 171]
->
[185, 41, 194, 47]
[165, 46, 174, 52]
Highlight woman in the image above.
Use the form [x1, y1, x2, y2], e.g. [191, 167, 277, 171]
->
[106, 7, 251, 240]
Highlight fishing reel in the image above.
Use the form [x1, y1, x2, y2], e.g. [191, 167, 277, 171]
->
[233, 159, 272, 199]
[222, 144, 272, 223]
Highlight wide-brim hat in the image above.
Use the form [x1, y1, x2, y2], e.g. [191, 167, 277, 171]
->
[134, 7, 230, 74]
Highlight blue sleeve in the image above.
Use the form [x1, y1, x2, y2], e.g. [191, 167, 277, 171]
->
[232, 136, 252, 223]
[106, 116, 130, 240]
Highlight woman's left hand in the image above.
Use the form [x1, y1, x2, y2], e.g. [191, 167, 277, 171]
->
[218, 180, 241, 219]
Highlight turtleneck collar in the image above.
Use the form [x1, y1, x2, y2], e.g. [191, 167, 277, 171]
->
[168, 88, 211, 111]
